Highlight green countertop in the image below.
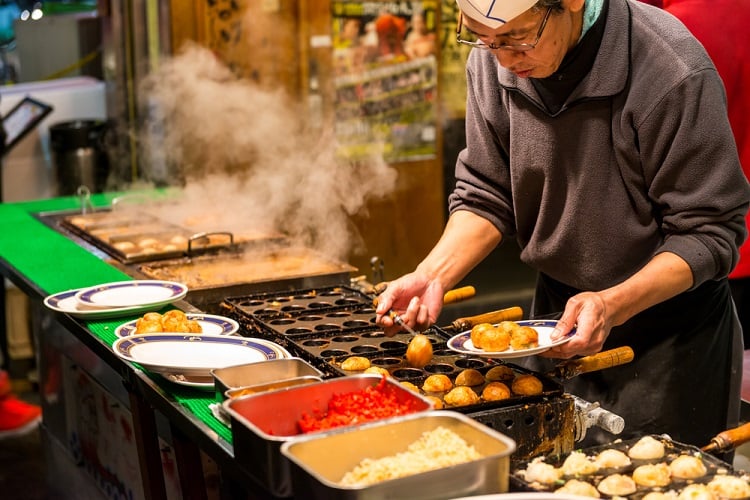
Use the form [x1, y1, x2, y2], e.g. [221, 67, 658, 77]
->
[0, 194, 231, 442]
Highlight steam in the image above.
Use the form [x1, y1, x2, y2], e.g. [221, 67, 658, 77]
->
[135, 43, 397, 261]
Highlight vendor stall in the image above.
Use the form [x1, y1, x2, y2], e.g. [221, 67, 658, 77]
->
[2, 194, 748, 500]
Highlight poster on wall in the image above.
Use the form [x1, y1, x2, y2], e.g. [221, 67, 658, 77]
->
[331, 0, 439, 162]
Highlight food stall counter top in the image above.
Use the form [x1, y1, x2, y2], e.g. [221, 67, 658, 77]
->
[0, 193, 232, 443]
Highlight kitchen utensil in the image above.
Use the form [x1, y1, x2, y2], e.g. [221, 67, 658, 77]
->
[374, 285, 478, 334]
[549, 346, 635, 380]
[702, 421, 750, 454]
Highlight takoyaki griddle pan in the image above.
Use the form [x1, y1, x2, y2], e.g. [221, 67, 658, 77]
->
[510, 434, 750, 499]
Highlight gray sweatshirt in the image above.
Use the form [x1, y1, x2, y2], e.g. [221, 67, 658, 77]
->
[449, 0, 750, 292]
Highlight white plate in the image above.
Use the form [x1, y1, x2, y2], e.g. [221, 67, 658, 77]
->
[163, 373, 216, 390]
[75, 280, 188, 309]
[44, 288, 176, 320]
[447, 320, 575, 359]
[114, 313, 240, 338]
[112, 333, 290, 377]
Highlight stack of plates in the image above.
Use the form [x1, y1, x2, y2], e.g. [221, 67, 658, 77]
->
[44, 279, 291, 389]
[43, 280, 189, 319]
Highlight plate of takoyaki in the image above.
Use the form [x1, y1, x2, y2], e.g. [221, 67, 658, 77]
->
[115, 310, 240, 338]
[447, 320, 575, 358]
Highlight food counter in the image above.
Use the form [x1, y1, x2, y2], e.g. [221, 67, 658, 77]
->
[0, 193, 578, 499]
[0, 194, 285, 499]
[6, 194, 747, 500]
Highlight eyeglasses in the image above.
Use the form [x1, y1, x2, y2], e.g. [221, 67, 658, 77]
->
[456, 6, 553, 52]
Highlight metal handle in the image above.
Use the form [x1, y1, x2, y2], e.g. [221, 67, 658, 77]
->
[187, 231, 235, 256]
[76, 185, 93, 214]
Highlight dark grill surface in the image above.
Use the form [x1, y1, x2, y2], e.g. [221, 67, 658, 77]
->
[222, 285, 576, 461]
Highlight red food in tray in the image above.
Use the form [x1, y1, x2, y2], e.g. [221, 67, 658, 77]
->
[297, 376, 420, 433]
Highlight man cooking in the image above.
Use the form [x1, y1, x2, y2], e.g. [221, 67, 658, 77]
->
[375, 0, 750, 448]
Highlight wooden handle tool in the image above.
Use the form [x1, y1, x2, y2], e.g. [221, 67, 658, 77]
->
[371, 285, 476, 305]
[443, 286, 476, 305]
[447, 306, 524, 332]
[702, 422, 750, 454]
[551, 346, 635, 380]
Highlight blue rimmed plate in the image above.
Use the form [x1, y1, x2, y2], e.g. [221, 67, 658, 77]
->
[114, 313, 240, 338]
[446, 319, 575, 358]
[112, 334, 290, 377]
[75, 280, 188, 309]
[44, 288, 171, 319]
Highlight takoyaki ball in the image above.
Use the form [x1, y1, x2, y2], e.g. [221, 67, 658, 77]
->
[134, 319, 163, 334]
[706, 474, 750, 499]
[422, 374, 453, 393]
[481, 382, 511, 402]
[643, 492, 678, 500]
[364, 366, 390, 377]
[482, 326, 511, 352]
[594, 449, 631, 469]
[455, 368, 485, 387]
[425, 395, 444, 409]
[406, 334, 433, 368]
[596, 473, 637, 497]
[632, 463, 671, 487]
[341, 356, 371, 371]
[511, 374, 544, 396]
[470, 323, 494, 349]
[510, 325, 539, 350]
[399, 381, 420, 393]
[161, 310, 189, 332]
[170, 235, 188, 245]
[443, 386, 480, 407]
[555, 479, 600, 497]
[496, 320, 520, 333]
[523, 457, 562, 484]
[669, 454, 707, 479]
[485, 365, 515, 382]
[141, 312, 163, 323]
[561, 451, 599, 476]
[186, 319, 202, 333]
[113, 241, 136, 252]
[628, 435, 666, 460]
[678, 483, 716, 500]
[138, 237, 159, 249]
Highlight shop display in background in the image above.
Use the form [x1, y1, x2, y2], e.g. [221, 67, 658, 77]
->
[438, 0, 472, 119]
[332, 0, 438, 162]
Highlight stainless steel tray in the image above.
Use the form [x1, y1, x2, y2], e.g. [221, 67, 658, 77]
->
[281, 411, 516, 500]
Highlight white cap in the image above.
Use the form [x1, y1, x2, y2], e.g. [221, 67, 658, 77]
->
[456, 0, 539, 28]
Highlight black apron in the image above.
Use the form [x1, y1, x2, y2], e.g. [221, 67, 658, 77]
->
[519, 273, 743, 451]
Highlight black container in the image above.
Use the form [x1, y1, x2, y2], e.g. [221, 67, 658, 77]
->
[50, 119, 109, 195]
